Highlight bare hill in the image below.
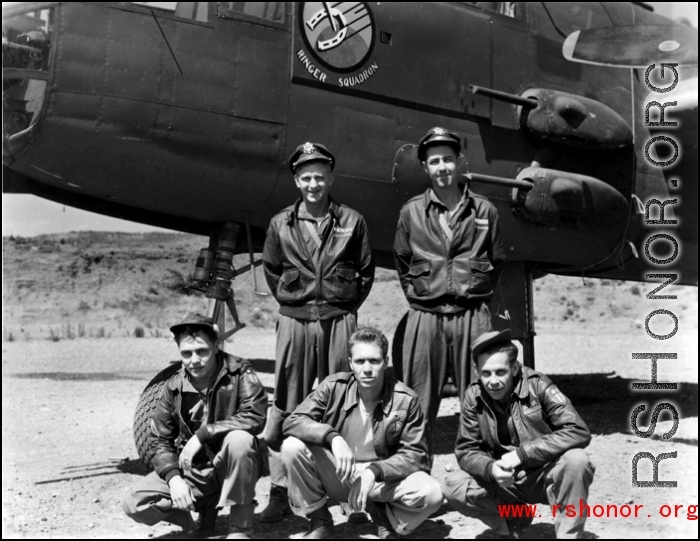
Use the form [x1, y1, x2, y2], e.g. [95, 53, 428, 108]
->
[2, 231, 696, 342]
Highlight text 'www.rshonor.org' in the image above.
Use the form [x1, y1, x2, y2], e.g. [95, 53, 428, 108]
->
[497, 502, 698, 520]
[631, 63, 685, 488]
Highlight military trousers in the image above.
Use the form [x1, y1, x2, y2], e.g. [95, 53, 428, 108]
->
[401, 304, 492, 455]
[281, 436, 443, 535]
[122, 431, 259, 529]
[265, 312, 356, 486]
[442, 449, 595, 539]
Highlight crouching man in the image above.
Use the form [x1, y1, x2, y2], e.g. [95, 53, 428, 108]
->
[122, 313, 267, 539]
[281, 327, 443, 539]
[442, 329, 595, 539]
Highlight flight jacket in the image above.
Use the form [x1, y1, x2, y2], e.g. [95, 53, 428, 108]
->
[283, 372, 430, 482]
[455, 365, 591, 483]
[262, 198, 375, 320]
[393, 188, 505, 314]
[148, 352, 267, 483]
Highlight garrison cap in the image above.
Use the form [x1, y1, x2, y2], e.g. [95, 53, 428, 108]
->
[288, 142, 336, 173]
[417, 127, 462, 161]
[170, 312, 219, 337]
[471, 329, 512, 362]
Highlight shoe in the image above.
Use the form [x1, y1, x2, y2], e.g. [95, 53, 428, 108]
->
[226, 528, 253, 540]
[368, 502, 397, 538]
[193, 507, 218, 537]
[506, 515, 533, 539]
[258, 485, 292, 523]
[301, 518, 335, 539]
[347, 511, 371, 524]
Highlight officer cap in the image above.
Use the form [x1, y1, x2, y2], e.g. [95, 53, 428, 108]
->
[170, 312, 219, 337]
[471, 329, 512, 362]
[417, 127, 462, 162]
[288, 142, 336, 173]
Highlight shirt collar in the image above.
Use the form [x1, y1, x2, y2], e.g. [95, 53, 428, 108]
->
[288, 197, 339, 224]
[343, 374, 394, 414]
[424, 187, 471, 216]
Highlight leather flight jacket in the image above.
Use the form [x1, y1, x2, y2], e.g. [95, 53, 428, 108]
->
[262, 198, 375, 320]
[394, 189, 505, 314]
[455, 365, 591, 483]
[148, 352, 268, 483]
[283, 372, 430, 482]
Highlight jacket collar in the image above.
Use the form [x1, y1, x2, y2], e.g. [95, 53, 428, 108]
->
[343, 373, 394, 415]
[423, 186, 473, 217]
[286, 197, 340, 225]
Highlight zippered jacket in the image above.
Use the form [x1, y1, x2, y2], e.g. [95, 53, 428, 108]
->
[283, 372, 430, 483]
[263, 198, 375, 320]
[148, 352, 267, 483]
[394, 189, 505, 314]
[456, 365, 591, 483]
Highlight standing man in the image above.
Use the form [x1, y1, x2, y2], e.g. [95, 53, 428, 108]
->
[122, 313, 267, 539]
[443, 330, 595, 538]
[282, 327, 443, 539]
[261, 142, 375, 521]
[394, 127, 505, 455]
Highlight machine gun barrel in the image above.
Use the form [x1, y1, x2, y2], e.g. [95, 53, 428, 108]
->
[465, 173, 534, 191]
[469, 84, 538, 109]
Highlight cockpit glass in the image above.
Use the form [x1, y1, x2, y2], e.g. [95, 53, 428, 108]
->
[218, 2, 286, 24]
[2, 7, 55, 72]
[132, 2, 211, 23]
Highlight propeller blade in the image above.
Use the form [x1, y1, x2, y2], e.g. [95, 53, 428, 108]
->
[563, 25, 698, 68]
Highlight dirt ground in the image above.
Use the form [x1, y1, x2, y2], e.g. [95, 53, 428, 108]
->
[2, 327, 697, 539]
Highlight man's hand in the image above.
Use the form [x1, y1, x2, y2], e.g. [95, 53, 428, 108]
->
[491, 461, 515, 487]
[498, 450, 522, 472]
[179, 435, 203, 472]
[168, 475, 195, 511]
[348, 468, 376, 512]
[331, 436, 356, 484]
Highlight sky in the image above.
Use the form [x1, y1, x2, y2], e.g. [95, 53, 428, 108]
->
[2, 1, 697, 236]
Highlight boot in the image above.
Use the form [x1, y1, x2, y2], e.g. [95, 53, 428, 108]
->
[193, 507, 218, 537]
[302, 505, 334, 539]
[226, 503, 254, 539]
[258, 484, 292, 523]
[369, 501, 398, 539]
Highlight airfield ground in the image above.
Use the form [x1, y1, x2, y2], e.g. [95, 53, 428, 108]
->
[2, 233, 698, 538]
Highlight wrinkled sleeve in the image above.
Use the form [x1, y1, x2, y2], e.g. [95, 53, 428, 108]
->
[262, 220, 283, 301]
[148, 385, 182, 483]
[355, 216, 375, 309]
[194, 363, 268, 446]
[374, 395, 430, 482]
[393, 212, 412, 297]
[283, 380, 338, 445]
[517, 382, 591, 469]
[455, 396, 497, 484]
[488, 205, 506, 287]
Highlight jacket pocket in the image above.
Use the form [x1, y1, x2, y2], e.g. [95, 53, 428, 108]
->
[407, 260, 431, 297]
[467, 257, 494, 295]
[328, 264, 359, 302]
[277, 268, 302, 301]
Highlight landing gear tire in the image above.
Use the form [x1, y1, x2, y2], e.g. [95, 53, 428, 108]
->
[133, 362, 182, 469]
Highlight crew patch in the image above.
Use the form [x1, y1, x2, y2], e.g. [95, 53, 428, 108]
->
[546, 385, 567, 406]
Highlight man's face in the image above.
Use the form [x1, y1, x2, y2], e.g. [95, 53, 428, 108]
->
[178, 331, 219, 385]
[477, 351, 516, 403]
[350, 341, 387, 393]
[422, 145, 460, 190]
[294, 161, 334, 207]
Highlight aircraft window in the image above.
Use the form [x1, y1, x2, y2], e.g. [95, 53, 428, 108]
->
[473, 2, 526, 21]
[132, 2, 211, 23]
[218, 2, 286, 25]
[529, 3, 613, 42]
[2, 7, 55, 72]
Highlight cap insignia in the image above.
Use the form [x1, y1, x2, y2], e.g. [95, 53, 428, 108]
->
[302, 142, 315, 154]
[433, 128, 447, 136]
